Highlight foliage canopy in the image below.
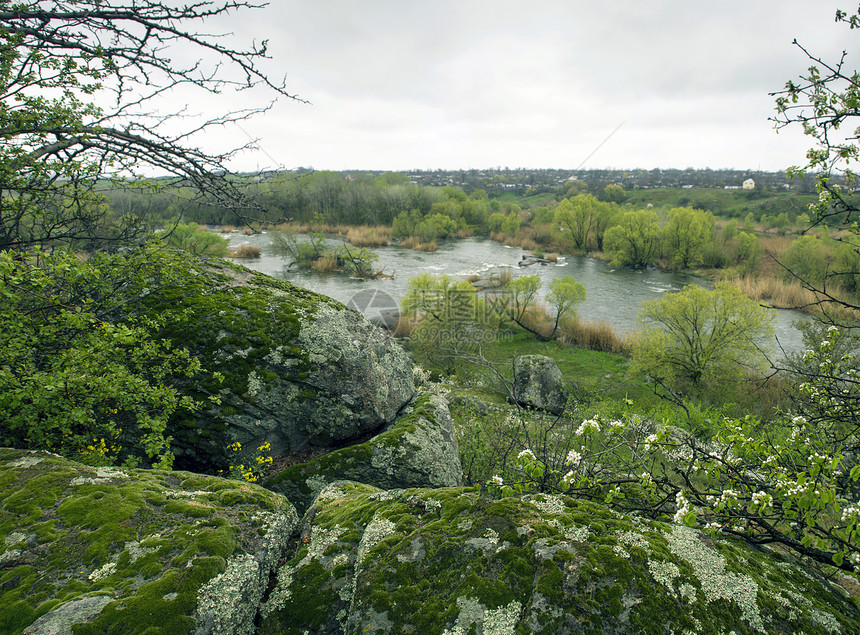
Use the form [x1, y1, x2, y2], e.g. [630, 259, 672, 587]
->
[632, 283, 774, 392]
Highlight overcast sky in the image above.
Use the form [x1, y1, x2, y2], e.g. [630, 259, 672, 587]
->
[190, 0, 856, 173]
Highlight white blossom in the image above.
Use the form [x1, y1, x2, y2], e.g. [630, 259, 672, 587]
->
[575, 418, 601, 435]
[673, 491, 692, 525]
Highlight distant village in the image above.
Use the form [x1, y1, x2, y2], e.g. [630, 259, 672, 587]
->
[294, 167, 819, 195]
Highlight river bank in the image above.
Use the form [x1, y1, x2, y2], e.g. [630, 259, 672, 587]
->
[227, 231, 813, 356]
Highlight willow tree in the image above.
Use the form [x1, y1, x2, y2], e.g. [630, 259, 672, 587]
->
[632, 283, 774, 393]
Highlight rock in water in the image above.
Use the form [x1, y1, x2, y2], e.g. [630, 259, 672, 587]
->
[258, 482, 860, 634]
[0, 448, 298, 635]
[265, 392, 464, 512]
[512, 354, 569, 415]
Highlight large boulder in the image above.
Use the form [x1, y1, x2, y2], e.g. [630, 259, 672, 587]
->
[264, 392, 463, 513]
[512, 354, 568, 415]
[258, 481, 860, 634]
[140, 255, 415, 471]
[0, 448, 298, 635]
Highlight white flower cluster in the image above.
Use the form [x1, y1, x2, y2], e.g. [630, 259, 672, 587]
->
[750, 490, 773, 509]
[566, 449, 582, 466]
[841, 502, 860, 523]
[719, 489, 740, 506]
[562, 470, 576, 486]
[809, 451, 829, 465]
[608, 419, 626, 430]
[575, 418, 601, 435]
[517, 448, 536, 461]
[490, 475, 504, 486]
[673, 491, 692, 525]
[775, 478, 821, 500]
[643, 433, 659, 452]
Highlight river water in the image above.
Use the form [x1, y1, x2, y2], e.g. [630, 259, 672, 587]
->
[228, 232, 811, 358]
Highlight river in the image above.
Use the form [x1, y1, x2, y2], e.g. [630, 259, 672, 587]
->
[227, 232, 812, 358]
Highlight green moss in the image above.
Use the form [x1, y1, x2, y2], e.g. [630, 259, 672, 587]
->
[195, 527, 236, 559]
[72, 570, 198, 635]
[536, 561, 564, 602]
[0, 449, 295, 634]
[132, 255, 350, 471]
[3, 470, 78, 523]
[282, 560, 338, 628]
[0, 598, 38, 634]
[267, 484, 860, 634]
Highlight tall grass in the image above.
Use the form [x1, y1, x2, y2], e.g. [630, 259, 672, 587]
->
[311, 255, 339, 272]
[230, 244, 261, 259]
[556, 315, 630, 354]
[347, 226, 392, 247]
[399, 236, 438, 251]
[724, 274, 819, 309]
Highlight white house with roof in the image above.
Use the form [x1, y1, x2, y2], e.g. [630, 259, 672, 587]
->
[743, 178, 755, 190]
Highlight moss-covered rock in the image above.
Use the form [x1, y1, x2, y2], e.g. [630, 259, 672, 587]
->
[512, 354, 568, 415]
[138, 255, 415, 471]
[259, 482, 860, 634]
[264, 393, 463, 513]
[0, 448, 298, 635]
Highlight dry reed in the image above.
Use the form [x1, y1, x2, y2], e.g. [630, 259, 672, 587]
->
[230, 244, 262, 259]
[347, 226, 392, 247]
[724, 274, 820, 309]
[392, 314, 421, 338]
[518, 238, 540, 252]
[399, 236, 438, 251]
[724, 273, 860, 320]
[556, 315, 630, 354]
[311, 255, 339, 272]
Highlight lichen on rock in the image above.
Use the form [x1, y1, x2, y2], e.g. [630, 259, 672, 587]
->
[258, 483, 860, 634]
[138, 255, 415, 472]
[265, 392, 463, 512]
[0, 448, 298, 635]
[511, 354, 569, 415]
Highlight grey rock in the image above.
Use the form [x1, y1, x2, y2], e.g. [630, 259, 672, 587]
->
[1, 448, 298, 635]
[22, 596, 112, 634]
[512, 354, 569, 415]
[259, 482, 860, 634]
[141, 257, 415, 470]
[265, 392, 463, 512]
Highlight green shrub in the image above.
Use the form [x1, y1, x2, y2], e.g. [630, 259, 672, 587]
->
[0, 245, 211, 468]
